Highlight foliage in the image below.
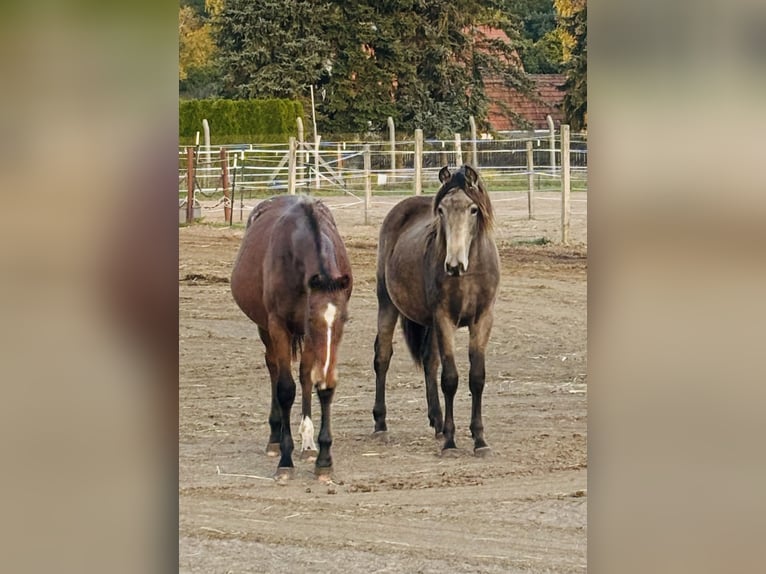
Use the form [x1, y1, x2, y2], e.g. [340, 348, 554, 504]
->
[505, 0, 564, 73]
[179, 98, 305, 144]
[212, 0, 533, 138]
[213, 0, 335, 101]
[555, 0, 587, 130]
[179, 5, 216, 82]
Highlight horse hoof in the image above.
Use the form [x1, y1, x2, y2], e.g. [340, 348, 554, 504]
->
[372, 430, 389, 443]
[274, 467, 294, 483]
[474, 446, 493, 458]
[266, 443, 281, 457]
[315, 466, 333, 482]
[300, 449, 318, 462]
[434, 432, 444, 440]
[441, 448, 460, 458]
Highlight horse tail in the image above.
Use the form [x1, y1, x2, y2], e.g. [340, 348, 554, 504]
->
[400, 317, 430, 369]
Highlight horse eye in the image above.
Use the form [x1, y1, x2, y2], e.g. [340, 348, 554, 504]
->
[437, 207, 445, 217]
[470, 206, 479, 216]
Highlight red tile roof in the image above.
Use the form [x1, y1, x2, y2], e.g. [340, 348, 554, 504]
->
[485, 74, 567, 131]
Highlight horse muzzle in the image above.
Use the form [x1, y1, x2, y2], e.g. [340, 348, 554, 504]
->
[445, 258, 467, 277]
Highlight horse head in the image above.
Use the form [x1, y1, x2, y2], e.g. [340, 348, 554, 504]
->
[434, 165, 493, 277]
[305, 273, 351, 390]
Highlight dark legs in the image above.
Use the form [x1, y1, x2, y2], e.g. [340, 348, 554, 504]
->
[435, 318, 459, 453]
[258, 328, 281, 455]
[468, 313, 493, 454]
[372, 278, 398, 433]
[435, 313, 492, 455]
[422, 330, 444, 436]
[315, 386, 335, 476]
[262, 321, 296, 474]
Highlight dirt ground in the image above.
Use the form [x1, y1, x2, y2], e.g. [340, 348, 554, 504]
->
[179, 191, 587, 573]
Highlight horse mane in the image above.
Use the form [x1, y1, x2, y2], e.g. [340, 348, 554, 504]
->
[298, 199, 350, 293]
[433, 165, 494, 233]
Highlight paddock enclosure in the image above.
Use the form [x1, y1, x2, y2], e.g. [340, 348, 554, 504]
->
[180, 191, 587, 573]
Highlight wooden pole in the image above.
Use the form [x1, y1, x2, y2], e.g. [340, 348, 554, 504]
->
[296, 117, 305, 187]
[414, 129, 423, 196]
[454, 133, 463, 166]
[364, 144, 371, 225]
[526, 140, 535, 220]
[314, 135, 321, 191]
[237, 151, 244, 222]
[561, 125, 571, 245]
[231, 154, 238, 225]
[288, 137, 297, 195]
[469, 115, 478, 167]
[387, 116, 396, 181]
[186, 146, 195, 224]
[220, 148, 231, 223]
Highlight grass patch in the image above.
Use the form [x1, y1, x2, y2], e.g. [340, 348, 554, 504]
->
[513, 236, 551, 246]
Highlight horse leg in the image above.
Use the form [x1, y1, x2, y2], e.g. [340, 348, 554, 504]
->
[435, 317, 459, 454]
[298, 353, 318, 461]
[267, 319, 297, 477]
[422, 329, 444, 437]
[315, 386, 335, 478]
[372, 277, 399, 434]
[469, 313, 493, 456]
[258, 327, 281, 456]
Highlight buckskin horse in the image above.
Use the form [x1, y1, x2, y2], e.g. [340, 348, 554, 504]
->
[372, 165, 500, 456]
[231, 195, 352, 479]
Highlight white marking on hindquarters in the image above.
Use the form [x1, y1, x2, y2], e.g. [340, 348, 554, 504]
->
[299, 416, 317, 453]
[322, 303, 337, 379]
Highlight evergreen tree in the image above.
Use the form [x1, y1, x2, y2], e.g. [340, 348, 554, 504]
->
[213, 0, 334, 100]
[212, 0, 534, 136]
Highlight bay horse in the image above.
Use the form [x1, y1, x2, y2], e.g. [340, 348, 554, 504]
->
[231, 195, 352, 479]
[372, 165, 500, 456]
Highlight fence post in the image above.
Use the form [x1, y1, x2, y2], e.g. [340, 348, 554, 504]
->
[220, 148, 230, 223]
[186, 146, 195, 224]
[547, 114, 556, 175]
[296, 117, 305, 187]
[288, 137, 297, 195]
[414, 129, 423, 196]
[561, 125, 571, 245]
[454, 133, 463, 166]
[526, 140, 535, 220]
[387, 116, 396, 180]
[314, 134, 321, 190]
[364, 144, 372, 225]
[469, 115, 478, 167]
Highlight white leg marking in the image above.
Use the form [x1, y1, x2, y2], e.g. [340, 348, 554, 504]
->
[299, 416, 317, 452]
[323, 303, 337, 379]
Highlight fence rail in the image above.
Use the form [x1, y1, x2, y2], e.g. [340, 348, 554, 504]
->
[179, 129, 587, 243]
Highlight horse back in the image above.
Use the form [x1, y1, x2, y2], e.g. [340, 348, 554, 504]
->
[231, 196, 351, 329]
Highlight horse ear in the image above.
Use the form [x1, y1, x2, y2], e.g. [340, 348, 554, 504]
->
[464, 164, 478, 186]
[438, 166, 451, 183]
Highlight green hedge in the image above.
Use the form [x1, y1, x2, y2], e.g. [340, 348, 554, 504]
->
[179, 98, 305, 144]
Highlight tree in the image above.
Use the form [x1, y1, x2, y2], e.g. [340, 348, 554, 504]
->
[179, 2, 221, 99]
[179, 5, 215, 82]
[210, 0, 532, 136]
[313, 0, 532, 136]
[555, 0, 586, 130]
[212, 0, 334, 100]
[505, 0, 564, 73]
